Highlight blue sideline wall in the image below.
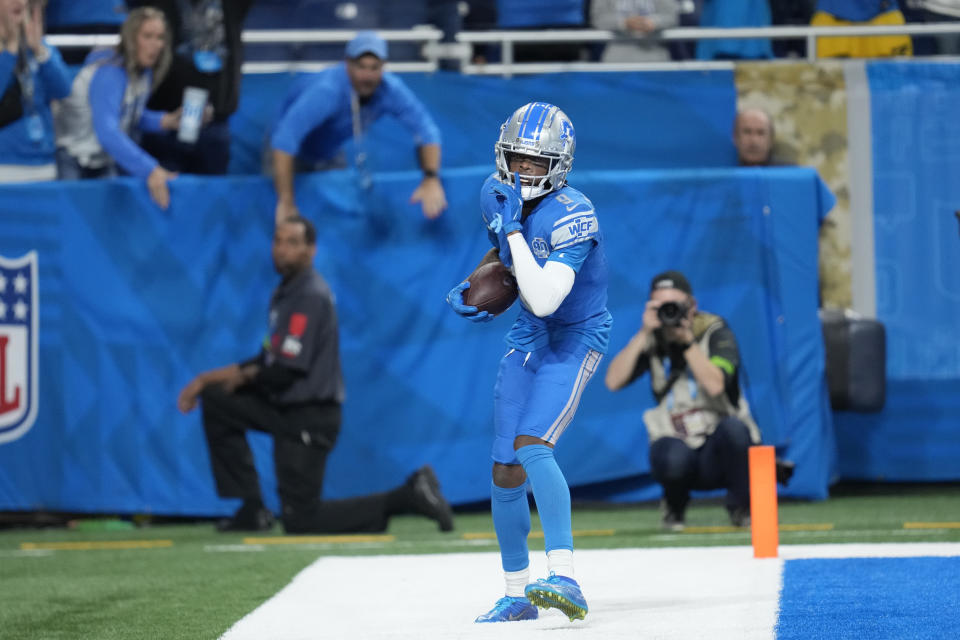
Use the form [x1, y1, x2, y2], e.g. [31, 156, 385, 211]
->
[0, 167, 832, 515]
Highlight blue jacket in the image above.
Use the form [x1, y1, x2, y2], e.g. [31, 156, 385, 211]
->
[271, 64, 441, 164]
[0, 43, 71, 166]
[89, 56, 165, 177]
[497, 0, 584, 27]
[696, 0, 773, 60]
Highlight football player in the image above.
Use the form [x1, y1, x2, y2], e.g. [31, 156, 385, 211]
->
[446, 102, 612, 623]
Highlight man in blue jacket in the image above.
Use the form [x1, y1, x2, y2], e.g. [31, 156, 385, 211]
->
[270, 31, 447, 223]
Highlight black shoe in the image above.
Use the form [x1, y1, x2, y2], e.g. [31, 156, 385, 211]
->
[216, 505, 275, 532]
[660, 499, 685, 532]
[775, 458, 796, 486]
[728, 506, 751, 528]
[407, 465, 454, 532]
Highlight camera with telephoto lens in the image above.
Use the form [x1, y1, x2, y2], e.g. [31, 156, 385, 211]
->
[657, 301, 689, 327]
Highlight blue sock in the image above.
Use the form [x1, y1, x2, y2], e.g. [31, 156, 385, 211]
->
[491, 481, 531, 571]
[515, 444, 573, 553]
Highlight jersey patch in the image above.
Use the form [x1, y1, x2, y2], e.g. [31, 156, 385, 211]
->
[551, 211, 598, 250]
[531, 237, 549, 258]
[281, 335, 302, 358]
[289, 313, 308, 337]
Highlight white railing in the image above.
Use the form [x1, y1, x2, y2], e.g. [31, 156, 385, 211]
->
[46, 27, 445, 74]
[457, 23, 960, 76]
[45, 23, 960, 76]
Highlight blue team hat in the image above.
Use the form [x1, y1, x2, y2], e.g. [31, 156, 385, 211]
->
[345, 31, 388, 60]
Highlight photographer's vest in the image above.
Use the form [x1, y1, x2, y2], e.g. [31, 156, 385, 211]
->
[642, 312, 761, 449]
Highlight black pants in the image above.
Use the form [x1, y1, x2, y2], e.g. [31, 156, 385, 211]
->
[649, 417, 753, 515]
[200, 384, 392, 533]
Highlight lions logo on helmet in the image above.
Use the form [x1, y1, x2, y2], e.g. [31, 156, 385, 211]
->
[495, 102, 575, 201]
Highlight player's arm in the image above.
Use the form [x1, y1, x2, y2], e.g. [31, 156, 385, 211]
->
[506, 192, 598, 317]
[506, 231, 576, 317]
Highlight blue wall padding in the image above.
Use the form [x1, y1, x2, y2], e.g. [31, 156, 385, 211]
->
[0, 166, 832, 514]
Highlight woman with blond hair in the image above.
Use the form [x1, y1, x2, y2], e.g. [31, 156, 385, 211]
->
[55, 7, 182, 209]
[0, 0, 71, 182]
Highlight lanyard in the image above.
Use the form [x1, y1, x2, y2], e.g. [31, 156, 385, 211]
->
[14, 45, 36, 115]
[13, 43, 44, 142]
[350, 89, 372, 191]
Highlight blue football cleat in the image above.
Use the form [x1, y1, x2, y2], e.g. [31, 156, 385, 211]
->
[475, 596, 539, 623]
[524, 574, 588, 621]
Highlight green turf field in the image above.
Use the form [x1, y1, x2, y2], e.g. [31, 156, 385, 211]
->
[1, 484, 957, 640]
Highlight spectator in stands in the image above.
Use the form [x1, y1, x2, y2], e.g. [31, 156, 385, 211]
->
[177, 215, 455, 534]
[46, 0, 125, 30]
[270, 32, 447, 223]
[770, 0, 817, 58]
[497, 0, 587, 62]
[899, 0, 960, 55]
[604, 270, 761, 531]
[0, 0, 70, 183]
[696, 0, 773, 60]
[812, 0, 913, 57]
[733, 107, 776, 167]
[54, 7, 181, 210]
[462, 0, 498, 64]
[125, 0, 253, 175]
[591, 0, 680, 62]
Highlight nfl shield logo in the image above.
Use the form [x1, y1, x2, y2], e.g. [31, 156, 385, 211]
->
[0, 252, 38, 445]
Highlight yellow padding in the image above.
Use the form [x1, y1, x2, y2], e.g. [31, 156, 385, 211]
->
[903, 522, 960, 530]
[462, 529, 615, 540]
[20, 539, 173, 551]
[812, 10, 913, 59]
[243, 534, 395, 544]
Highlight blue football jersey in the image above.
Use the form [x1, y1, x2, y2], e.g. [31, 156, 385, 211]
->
[489, 182, 612, 353]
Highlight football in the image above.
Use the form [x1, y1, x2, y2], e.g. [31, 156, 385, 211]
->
[463, 261, 519, 315]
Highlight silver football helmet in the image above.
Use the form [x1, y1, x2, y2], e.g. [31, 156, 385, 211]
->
[495, 102, 575, 200]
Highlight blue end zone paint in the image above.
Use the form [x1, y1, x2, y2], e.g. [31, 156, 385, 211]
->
[776, 557, 960, 639]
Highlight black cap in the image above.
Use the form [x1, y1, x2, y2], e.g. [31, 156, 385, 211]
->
[650, 270, 692, 295]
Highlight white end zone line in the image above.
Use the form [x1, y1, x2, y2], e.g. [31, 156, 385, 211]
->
[218, 542, 960, 640]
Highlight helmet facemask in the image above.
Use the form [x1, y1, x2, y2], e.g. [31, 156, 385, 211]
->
[495, 148, 569, 201]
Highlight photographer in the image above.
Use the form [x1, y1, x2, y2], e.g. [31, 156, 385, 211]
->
[604, 271, 761, 531]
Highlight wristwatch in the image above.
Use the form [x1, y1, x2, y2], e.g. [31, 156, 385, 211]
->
[423, 169, 439, 179]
